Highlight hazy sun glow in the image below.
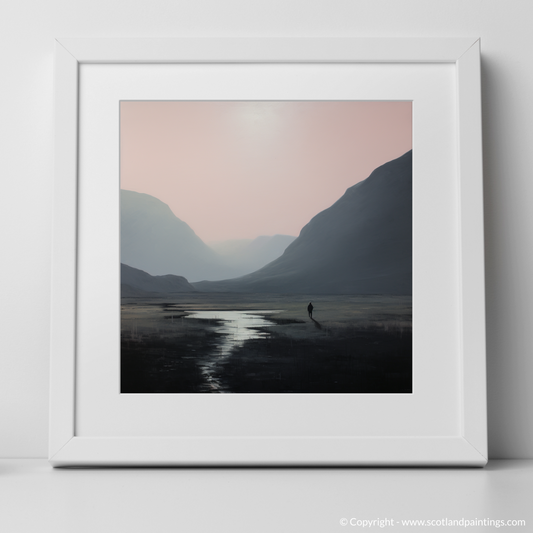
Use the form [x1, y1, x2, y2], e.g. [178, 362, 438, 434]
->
[120, 101, 412, 243]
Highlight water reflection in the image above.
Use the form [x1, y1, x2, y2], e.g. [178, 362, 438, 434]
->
[184, 310, 280, 392]
[185, 310, 279, 355]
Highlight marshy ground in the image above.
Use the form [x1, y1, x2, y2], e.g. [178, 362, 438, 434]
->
[121, 293, 412, 394]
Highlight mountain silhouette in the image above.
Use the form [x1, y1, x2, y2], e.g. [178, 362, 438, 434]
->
[210, 234, 296, 277]
[121, 263, 196, 296]
[121, 190, 238, 282]
[193, 150, 412, 294]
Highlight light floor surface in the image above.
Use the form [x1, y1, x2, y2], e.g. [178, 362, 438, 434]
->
[0, 459, 531, 532]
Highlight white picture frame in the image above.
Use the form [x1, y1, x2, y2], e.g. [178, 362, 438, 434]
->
[50, 38, 486, 466]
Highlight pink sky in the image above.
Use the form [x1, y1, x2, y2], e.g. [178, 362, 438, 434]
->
[120, 101, 411, 243]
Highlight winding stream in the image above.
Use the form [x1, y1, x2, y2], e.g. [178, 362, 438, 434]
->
[184, 310, 280, 392]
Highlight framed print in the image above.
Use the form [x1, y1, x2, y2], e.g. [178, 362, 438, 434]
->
[119, 99, 413, 395]
[50, 38, 487, 466]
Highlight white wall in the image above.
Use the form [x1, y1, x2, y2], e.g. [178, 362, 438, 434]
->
[1, 0, 531, 459]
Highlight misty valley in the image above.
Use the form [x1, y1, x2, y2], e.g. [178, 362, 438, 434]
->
[121, 151, 413, 394]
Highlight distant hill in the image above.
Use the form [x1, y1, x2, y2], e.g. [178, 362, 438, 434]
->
[121, 190, 238, 282]
[121, 263, 196, 296]
[194, 151, 412, 295]
[209, 234, 297, 277]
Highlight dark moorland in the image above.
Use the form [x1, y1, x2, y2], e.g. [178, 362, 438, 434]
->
[121, 293, 412, 394]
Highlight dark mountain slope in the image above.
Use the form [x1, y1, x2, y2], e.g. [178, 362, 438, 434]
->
[194, 151, 412, 294]
[121, 263, 196, 295]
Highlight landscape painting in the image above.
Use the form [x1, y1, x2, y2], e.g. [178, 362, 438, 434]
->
[120, 101, 412, 393]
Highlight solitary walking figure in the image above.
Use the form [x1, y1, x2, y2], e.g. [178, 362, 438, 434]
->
[307, 302, 313, 318]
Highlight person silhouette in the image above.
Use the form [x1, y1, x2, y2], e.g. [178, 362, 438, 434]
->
[307, 302, 313, 318]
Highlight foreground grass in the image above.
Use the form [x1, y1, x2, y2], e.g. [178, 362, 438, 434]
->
[121, 293, 412, 394]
